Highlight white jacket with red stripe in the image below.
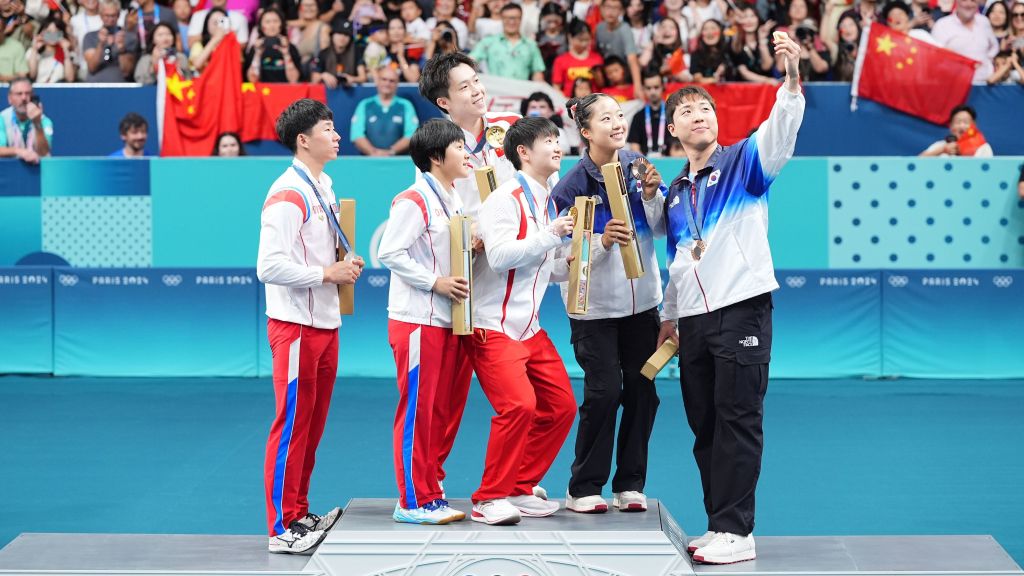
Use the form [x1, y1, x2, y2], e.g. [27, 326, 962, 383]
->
[452, 111, 521, 218]
[378, 173, 464, 327]
[256, 160, 341, 330]
[475, 172, 568, 341]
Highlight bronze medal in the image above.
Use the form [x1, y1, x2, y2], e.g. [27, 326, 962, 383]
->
[485, 126, 506, 149]
[691, 239, 707, 261]
[630, 157, 651, 181]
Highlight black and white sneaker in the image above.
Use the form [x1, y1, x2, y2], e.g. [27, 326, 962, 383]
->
[268, 521, 328, 555]
[296, 507, 342, 532]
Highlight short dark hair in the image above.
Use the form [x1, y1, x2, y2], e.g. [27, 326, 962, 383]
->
[275, 98, 334, 154]
[212, 131, 247, 156]
[881, 0, 911, 21]
[500, 2, 522, 14]
[666, 85, 717, 121]
[566, 18, 590, 38]
[520, 91, 554, 116]
[641, 66, 663, 84]
[603, 55, 630, 83]
[565, 93, 617, 145]
[602, 0, 624, 8]
[410, 119, 465, 173]
[419, 52, 478, 113]
[948, 104, 976, 123]
[503, 117, 559, 170]
[119, 112, 148, 135]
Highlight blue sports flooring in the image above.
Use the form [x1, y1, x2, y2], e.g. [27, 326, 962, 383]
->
[1, 376, 1022, 565]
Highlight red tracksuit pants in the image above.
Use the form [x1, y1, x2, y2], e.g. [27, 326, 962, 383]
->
[389, 320, 461, 509]
[465, 328, 576, 503]
[264, 318, 339, 537]
[436, 346, 473, 481]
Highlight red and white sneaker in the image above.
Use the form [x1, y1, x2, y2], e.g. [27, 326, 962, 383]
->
[687, 530, 718, 553]
[508, 494, 559, 517]
[470, 498, 521, 525]
[612, 491, 647, 512]
[565, 490, 608, 513]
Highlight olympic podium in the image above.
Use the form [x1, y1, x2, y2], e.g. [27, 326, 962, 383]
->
[0, 499, 1020, 576]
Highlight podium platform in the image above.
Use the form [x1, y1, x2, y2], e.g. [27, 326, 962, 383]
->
[0, 498, 1020, 576]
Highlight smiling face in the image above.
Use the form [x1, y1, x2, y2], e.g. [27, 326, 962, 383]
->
[435, 139, 472, 181]
[955, 0, 978, 22]
[217, 134, 240, 156]
[152, 24, 174, 49]
[788, 0, 808, 23]
[667, 94, 719, 152]
[885, 6, 911, 33]
[299, 119, 341, 164]
[740, 6, 759, 33]
[569, 27, 591, 51]
[388, 18, 405, 42]
[434, 0, 454, 18]
[123, 126, 148, 153]
[949, 110, 973, 138]
[655, 17, 679, 44]
[699, 19, 722, 46]
[438, 62, 487, 118]
[501, 7, 522, 36]
[520, 132, 562, 178]
[580, 96, 627, 152]
[299, 0, 318, 19]
[1010, 3, 1024, 32]
[838, 14, 859, 43]
[987, 2, 1007, 28]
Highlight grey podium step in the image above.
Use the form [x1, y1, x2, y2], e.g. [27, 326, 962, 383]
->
[1, 498, 1020, 576]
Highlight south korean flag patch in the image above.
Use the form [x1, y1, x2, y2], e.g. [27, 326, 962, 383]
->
[707, 169, 721, 188]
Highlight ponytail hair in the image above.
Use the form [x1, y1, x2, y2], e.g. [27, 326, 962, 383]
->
[565, 93, 617, 145]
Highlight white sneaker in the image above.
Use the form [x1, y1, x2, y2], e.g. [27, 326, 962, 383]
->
[295, 507, 342, 532]
[687, 530, 718, 553]
[470, 498, 521, 525]
[508, 494, 560, 517]
[693, 532, 756, 564]
[268, 522, 327, 555]
[612, 491, 648, 512]
[392, 499, 465, 525]
[565, 490, 608, 514]
[532, 485, 548, 500]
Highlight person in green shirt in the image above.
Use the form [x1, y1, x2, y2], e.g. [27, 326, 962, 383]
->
[0, 78, 54, 164]
[0, 19, 29, 82]
[469, 3, 545, 81]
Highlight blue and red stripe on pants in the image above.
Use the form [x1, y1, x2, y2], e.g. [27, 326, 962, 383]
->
[264, 318, 339, 536]
[388, 319, 461, 509]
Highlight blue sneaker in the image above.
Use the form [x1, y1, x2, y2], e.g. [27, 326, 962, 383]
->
[393, 499, 465, 524]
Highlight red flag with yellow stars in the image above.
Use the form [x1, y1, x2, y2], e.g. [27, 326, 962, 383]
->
[240, 83, 328, 143]
[957, 122, 987, 156]
[159, 33, 243, 156]
[852, 22, 977, 125]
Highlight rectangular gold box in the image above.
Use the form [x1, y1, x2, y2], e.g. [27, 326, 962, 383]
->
[566, 196, 596, 315]
[475, 166, 497, 203]
[449, 214, 474, 335]
[641, 339, 678, 380]
[337, 199, 355, 316]
[600, 161, 645, 279]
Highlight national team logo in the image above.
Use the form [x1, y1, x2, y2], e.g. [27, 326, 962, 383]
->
[58, 274, 79, 287]
[162, 274, 183, 287]
[785, 276, 806, 288]
[707, 169, 721, 188]
[993, 276, 1013, 288]
[368, 275, 389, 288]
[888, 275, 909, 288]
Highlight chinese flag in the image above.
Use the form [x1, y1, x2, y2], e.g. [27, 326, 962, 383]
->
[159, 34, 243, 156]
[664, 82, 778, 145]
[240, 83, 327, 143]
[853, 22, 976, 125]
[957, 122, 987, 156]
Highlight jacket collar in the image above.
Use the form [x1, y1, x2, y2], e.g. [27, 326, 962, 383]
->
[672, 144, 723, 189]
[580, 148, 640, 184]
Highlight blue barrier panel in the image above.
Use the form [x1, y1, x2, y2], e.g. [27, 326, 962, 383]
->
[0, 267, 53, 373]
[771, 270, 882, 378]
[0, 158, 40, 197]
[53, 268, 259, 376]
[881, 270, 1024, 378]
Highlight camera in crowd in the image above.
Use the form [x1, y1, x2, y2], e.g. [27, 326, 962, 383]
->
[440, 29, 455, 43]
[795, 25, 817, 44]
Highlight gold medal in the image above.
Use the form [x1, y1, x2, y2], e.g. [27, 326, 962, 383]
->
[568, 206, 579, 226]
[630, 157, 651, 181]
[485, 125, 506, 149]
[691, 239, 707, 261]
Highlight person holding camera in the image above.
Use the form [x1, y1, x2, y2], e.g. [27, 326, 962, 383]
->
[189, 8, 231, 74]
[246, 7, 303, 83]
[0, 77, 53, 164]
[828, 12, 860, 81]
[919, 104, 994, 157]
[186, 0, 248, 48]
[134, 22, 188, 84]
[25, 15, 76, 83]
[775, 20, 830, 80]
[425, 0, 468, 50]
[424, 20, 460, 60]
[311, 16, 365, 88]
[82, 0, 139, 81]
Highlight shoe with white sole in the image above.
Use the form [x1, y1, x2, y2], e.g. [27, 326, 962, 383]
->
[508, 494, 560, 517]
[687, 530, 718, 553]
[470, 498, 521, 525]
[612, 491, 648, 512]
[693, 532, 756, 564]
[295, 508, 342, 532]
[532, 485, 548, 500]
[268, 522, 327, 555]
[565, 490, 608, 513]
[393, 499, 465, 524]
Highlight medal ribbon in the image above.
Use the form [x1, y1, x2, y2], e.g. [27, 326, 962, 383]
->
[682, 175, 709, 242]
[421, 172, 455, 219]
[515, 173, 556, 223]
[292, 165, 354, 255]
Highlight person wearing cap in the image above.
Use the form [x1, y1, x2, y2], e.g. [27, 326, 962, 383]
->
[362, 18, 390, 75]
[312, 15, 366, 88]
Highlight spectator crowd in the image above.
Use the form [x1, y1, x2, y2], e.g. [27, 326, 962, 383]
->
[2, 0, 1023, 159]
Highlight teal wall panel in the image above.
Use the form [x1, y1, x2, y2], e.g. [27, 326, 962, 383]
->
[0, 197, 41, 265]
[768, 157, 830, 269]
